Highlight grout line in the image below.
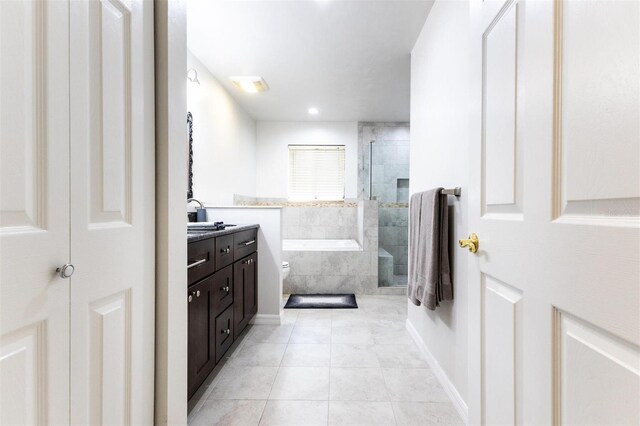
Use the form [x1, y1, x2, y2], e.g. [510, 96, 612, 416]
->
[389, 398, 399, 425]
[263, 314, 291, 405]
[193, 297, 409, 425]
[256, 399, 268, 425]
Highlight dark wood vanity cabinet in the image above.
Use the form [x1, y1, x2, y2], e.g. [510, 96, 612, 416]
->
[211, 264, 233, 316]
[215, 234, 234, 270]
[187, 276, 215, 398]
[187, 227, 258, 399]
[215, 305, 234, 363]
[233, 252, 258, 339]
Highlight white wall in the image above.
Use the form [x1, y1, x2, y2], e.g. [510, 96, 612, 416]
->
[407, 0, 469, 417]
[205, 207, 283, 322]
[255, 121, 359, 199]
[187, 51, 257, 205]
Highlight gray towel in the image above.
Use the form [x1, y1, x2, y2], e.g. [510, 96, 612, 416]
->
[407, 188, 453, 310]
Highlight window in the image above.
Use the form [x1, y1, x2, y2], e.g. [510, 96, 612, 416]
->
[288, 145, 345, 200]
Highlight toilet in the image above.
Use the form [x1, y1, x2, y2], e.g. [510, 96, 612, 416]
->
[282, 261, 290, 280]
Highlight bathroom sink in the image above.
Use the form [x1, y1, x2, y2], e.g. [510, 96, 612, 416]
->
[187, 229, 211, 234]
[187, 223, 237, 232]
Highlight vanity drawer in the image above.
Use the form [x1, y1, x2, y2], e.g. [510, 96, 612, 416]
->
[234, 228, 258, 261]
[212, 265, 233, 317]
[215, 305, 234, 363]
[187, 238, 216, 286]
[215, 234, 234, 271]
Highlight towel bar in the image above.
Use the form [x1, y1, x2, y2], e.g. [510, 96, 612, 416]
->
[440, 187, 461, 196]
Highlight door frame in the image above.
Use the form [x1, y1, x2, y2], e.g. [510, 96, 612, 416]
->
[467, 0, 483, 423]
[153, 0, 189, 424]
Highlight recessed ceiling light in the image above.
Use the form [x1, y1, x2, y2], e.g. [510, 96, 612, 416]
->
[229, 76, 269, 93]
[308, 107, 320, 115]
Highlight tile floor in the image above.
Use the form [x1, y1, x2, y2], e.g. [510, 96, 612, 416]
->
[188, 295, 463, 426]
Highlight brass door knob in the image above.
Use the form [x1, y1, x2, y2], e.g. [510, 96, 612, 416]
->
[459, 233, 479, 253]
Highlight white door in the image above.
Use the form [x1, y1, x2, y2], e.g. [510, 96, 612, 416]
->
[69, 0, 155, 424]
[467, 0, 639, 424]
[0, 1, 71, 424]
[1, 0, 155, 424]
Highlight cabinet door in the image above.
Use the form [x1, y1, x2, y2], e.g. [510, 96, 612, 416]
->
[188, 238, 216, 285]
[187, 277, 215, 399]
[215, 306, 234, 363]
[233, 253, 257, 338]
[233, 228, 257, 261]
[212, 265, 233, 317]
[245, 253, 258, 320]
[215, 234, 234, 270]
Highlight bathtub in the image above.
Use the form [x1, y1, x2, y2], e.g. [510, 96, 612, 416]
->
[282, 239, 361, 252]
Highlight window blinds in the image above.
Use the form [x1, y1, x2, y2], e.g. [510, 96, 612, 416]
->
[288, 145, 345, 200]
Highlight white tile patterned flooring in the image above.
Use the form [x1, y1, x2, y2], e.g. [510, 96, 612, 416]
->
[188, 295, 463, 426]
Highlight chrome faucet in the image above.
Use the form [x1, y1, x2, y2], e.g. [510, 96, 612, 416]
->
[187, 198, 204, 209]
[187, 198, 206, 222]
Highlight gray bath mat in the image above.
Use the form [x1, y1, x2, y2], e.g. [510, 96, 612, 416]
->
[284, 294, 358, 309]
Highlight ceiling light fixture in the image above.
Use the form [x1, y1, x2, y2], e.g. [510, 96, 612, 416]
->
[308, 107, 319, 115]
[230, 76, 269, 93]
[187, 68, 200, 84]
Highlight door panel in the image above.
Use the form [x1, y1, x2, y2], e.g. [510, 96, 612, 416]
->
[88, 0, 133, 226]
[557, 312, 639, 426]
[483, 0, 519, 212]
[88, 291, 132, 425]
[70, 0, 154, 424]
[0, 0, 47, 230]
[483, 275, 522, 426]
[0, 322, 47, 425]
[0, 0, 70, 424]
[554, 0, 640, 223]
[469, 0, 640, 424]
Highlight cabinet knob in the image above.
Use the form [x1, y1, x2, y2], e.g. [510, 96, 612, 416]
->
[222, 285, 230, 293]
[221, 247, 230, 254]
[56, 263, 75, 279]
[221, 329, 230, 335]
[188, 294, 193, 303]
[196, 290, 200, 297]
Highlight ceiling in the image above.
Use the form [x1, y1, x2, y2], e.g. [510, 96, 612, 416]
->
[187, 0, 434, 122]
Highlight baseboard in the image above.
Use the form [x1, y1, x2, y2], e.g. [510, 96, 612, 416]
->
[405, 319, 469, 424]
[250, 311, 284, 325]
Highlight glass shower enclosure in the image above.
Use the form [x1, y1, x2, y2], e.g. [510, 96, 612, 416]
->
[365, 136, 410, 288]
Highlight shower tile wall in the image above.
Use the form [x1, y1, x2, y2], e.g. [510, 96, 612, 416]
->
[370, 139, 410, 202]
[379, 207, 409, 276]
[359, 122, 410, 284]
[359, 123, 411, 201]
[282, 207, 358, 239]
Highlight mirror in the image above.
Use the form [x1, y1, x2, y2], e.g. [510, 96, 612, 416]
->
[187, 111, 194, 199]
